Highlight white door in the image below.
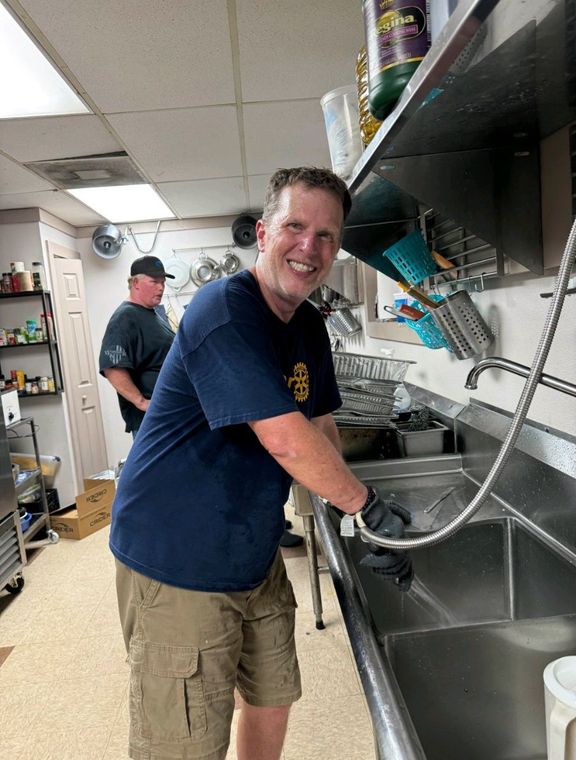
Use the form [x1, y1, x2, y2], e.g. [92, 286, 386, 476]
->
[47, 242, 108, 482]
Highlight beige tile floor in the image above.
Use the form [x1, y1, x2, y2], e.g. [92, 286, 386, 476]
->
[0, 515, 376, 760]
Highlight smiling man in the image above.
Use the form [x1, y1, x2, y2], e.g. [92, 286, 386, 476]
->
[109, 167, 410, 760]
[99, 255, 175, 436]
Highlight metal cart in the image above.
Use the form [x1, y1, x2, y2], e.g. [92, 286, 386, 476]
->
[8, 417, 60, 552]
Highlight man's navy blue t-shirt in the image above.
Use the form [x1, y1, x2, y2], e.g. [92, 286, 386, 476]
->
[109, 270, 341, 591]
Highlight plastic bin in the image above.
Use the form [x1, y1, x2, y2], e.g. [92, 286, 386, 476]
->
[25, 488, 60, 514]
[544, 656, 576, 759]
[383, 231, 437, 284]
[404, 296, 452, 351]
[20, 512, 32, 533]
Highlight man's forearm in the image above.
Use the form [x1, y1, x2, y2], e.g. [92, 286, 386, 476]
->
[311, 412, 342, 454]
[249, 412, 367, 514]
[102, 368, 149, 412]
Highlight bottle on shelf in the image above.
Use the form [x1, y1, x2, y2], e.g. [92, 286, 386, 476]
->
[2, 273, 13, 293]
[362, 0, 431, 120]
[40, 312, 55, 340]
[31, 262, 46, 291]
[356, 45, 382, 146]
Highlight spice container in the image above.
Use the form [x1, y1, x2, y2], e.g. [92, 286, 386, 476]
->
[40, 312, 55, 339]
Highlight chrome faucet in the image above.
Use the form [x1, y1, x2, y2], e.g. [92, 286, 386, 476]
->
[465, 357, 576, 398]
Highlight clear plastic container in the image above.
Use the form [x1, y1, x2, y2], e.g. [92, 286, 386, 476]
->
[320, 85, 363, 180]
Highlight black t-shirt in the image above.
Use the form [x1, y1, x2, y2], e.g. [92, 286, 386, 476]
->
[99, 301, 174, 432]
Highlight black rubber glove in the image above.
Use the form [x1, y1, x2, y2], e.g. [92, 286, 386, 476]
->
[358, 486, 414, 591]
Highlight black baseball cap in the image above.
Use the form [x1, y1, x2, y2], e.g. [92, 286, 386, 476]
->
[130, 255, 174, 279]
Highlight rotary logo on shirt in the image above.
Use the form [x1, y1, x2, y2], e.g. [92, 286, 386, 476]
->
[286, 361, 309, 402]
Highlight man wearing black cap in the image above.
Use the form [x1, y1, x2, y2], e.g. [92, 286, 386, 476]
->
[99, 255, 175, 436]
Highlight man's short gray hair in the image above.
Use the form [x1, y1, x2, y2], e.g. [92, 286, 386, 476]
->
[261, 167, 352, 225]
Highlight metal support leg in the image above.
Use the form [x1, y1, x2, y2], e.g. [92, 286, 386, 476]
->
[302, 513, 324, 630]
[291, 484, 326, 630]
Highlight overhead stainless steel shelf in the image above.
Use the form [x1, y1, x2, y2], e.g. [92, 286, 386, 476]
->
[343, 0, 576, 274]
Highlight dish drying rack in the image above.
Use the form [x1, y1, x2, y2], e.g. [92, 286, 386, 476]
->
[332, 353, 415, 427]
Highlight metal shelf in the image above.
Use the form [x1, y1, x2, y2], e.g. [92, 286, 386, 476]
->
[14, 467, 41, 497]
[0, 290, 48, 299]
[343, 0, 576, 275]
[0, 341, 53, 350]
[0, 291, 64, 394]
[7, 416, 58, 553]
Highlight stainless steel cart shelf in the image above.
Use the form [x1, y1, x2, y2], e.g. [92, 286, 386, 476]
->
[7, 417, 59, 552]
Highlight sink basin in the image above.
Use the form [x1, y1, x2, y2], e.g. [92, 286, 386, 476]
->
[333, 504, 576, 759]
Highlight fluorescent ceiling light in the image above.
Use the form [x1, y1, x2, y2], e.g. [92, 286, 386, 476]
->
[0, 3, 89, 118]
[68, 184, 176, 223]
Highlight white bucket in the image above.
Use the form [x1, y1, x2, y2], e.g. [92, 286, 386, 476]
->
[543, 656, 576, 759]
[320, 85, 363, 180]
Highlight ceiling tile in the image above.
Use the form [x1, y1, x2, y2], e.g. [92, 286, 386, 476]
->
[108, 107, 243, 182]
[243, 101, 332, 176]
[158, 178, 248, 218]
[18, 0, 235, 112]
[247, 174, 269, 211]
[0, 189, 105, 225]
[0, 115, 121, 162]
[237, 0, 364, 102]
[0, 155, 53, 194]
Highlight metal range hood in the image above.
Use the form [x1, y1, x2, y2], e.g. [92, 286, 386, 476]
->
[343, 0, 576, 275]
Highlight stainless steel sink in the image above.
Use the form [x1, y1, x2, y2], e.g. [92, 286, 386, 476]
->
[341, 517, 576, 759]
[322, 456, 576, 760]
[344, 518, 576, 637]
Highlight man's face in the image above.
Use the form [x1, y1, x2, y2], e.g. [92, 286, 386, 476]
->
[132, 274, 166, 308]
[255, 183, 343, 317]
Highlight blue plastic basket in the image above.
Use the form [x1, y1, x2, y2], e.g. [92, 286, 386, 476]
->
[20, 512, 32, 533]
[383, 231, 437, 284]
[404, 297, 452, 351]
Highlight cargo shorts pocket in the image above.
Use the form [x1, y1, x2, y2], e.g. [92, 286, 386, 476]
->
[129, 639, 207, 742]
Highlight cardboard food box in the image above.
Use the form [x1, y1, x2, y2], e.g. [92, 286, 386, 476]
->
[76, 477, 116, 518]
[50, 476, 115, 540]
[50, 503, 112, 540]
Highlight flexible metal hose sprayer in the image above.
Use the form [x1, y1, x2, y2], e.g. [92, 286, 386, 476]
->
[357, 216, 576, 550]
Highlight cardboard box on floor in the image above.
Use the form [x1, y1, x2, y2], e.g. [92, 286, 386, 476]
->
[50, 475, 116, 540]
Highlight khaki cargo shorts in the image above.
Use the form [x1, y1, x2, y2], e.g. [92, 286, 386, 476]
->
[116, 552, 301, 760]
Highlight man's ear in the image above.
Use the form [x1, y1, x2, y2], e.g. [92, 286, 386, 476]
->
[255, 219, 266, 253]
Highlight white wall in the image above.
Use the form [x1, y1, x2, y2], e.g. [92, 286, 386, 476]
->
[78, 224, 258, 468]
